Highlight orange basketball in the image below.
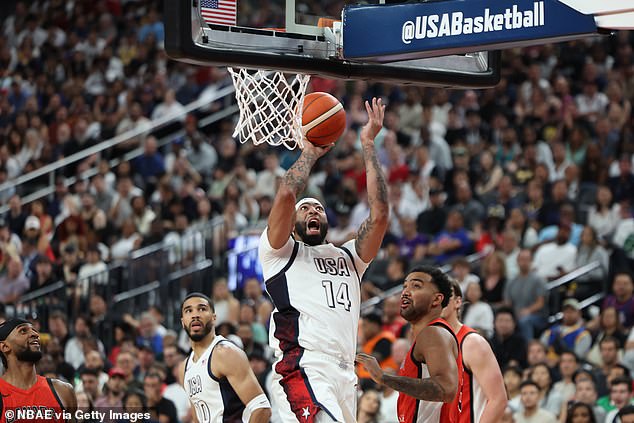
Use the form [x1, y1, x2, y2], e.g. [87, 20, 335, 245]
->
[302, 92, 346, 146]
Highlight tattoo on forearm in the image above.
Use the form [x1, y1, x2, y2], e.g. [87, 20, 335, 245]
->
[362, 144, 389, 208]
[283, 153, 317, 196]
[383, 374, 447, 402]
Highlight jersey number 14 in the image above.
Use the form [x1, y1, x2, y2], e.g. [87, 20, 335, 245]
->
[322, 280, 351, 311]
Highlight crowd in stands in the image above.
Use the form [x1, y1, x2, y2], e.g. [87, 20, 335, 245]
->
[1, 0, 634, 422]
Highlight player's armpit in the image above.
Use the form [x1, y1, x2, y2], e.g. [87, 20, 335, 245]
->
[463, 334, 507, 423]
[213, 345, 271, 423]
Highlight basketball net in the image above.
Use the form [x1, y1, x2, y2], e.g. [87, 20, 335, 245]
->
[228, 68, 311, 150]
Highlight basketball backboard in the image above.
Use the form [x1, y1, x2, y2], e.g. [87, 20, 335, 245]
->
[164, 0, 501, 87]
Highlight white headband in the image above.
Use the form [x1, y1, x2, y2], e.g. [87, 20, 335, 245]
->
[295, 197, 324, 211]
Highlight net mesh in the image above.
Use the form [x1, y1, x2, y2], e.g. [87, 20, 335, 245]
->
[229, 68, 311, 150]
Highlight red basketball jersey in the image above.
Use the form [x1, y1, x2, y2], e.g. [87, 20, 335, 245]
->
[0, 376, 65, 423]
[397, 318, 458, 423]
[450, 325, 484, 423]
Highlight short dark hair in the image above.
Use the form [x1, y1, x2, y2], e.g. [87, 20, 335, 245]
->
[80, 367, 99, 378]
[520, 380, 540, 391]
[449, 278, 462, 299]
[599, 335, 620, 349]
[559, 350, 578, 363]
[610, 375, 633, 392]
[181, 292, 214, 314]
[495, 306, 517, 323]
[407, 265, 452, 308]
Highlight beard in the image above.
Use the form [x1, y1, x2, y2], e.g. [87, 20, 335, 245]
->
[16, 347, 43, 363]
[185, 320, 213, 342]
[400, 301, 429, 323]
[294, 221, 328, 246]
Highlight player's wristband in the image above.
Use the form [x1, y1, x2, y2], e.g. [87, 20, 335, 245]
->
[245, 393, 271, 420]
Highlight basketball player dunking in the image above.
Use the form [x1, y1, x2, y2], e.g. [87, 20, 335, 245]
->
[177, 293, 271, 423]
[0, 318, 77, 423]
[441, 280, 507, 423]
[259, 98, 388, 422]
[356, 266, 459, 423]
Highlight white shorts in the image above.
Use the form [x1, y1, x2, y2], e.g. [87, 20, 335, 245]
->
[270, 350, 358, 423]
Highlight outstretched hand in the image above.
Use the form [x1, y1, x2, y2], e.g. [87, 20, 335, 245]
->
[356, 352, 385, 385]
[360, 97, 386, 144]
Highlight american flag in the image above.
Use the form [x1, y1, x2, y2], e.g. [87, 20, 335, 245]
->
[200, 0, 237, 26]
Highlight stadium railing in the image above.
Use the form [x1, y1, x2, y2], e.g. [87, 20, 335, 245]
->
[0, 84, 239, 214]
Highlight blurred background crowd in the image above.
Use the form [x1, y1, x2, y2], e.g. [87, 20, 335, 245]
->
[0, 0, 634, 422]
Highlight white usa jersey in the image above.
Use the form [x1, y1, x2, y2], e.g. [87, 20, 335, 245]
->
[259, 229, 370, 363]
[183, 336, 246, 423]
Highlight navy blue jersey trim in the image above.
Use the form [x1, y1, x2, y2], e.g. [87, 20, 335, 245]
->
[300, 367, 338, 421]
[265, 240, 299, 287]
[339, 246, 362, 285]
[46, 378, 66, 411]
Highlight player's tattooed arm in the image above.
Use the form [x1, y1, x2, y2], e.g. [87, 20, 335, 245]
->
[356, 98, 389, 263]
[267, 142, 331, 249]
[382, 374, 448, 402]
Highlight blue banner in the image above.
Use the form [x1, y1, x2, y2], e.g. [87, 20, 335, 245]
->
[343, 0, 597, 61]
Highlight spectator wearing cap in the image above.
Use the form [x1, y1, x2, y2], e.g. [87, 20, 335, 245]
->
[94, 367, 127, 418]
[504, 249, 548, 341]
[357, 312, 396, 390]
[428, 209, 472, 264]
[540, 299, 592, 361]
[0, 256, 29, 303]
[533, 223, 577, 281]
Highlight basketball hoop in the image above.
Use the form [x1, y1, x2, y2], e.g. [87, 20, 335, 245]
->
[229, 68, 311, 150]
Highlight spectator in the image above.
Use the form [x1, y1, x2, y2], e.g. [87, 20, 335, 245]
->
[563, 377, 606, 423]
[143, 372, 178, 423]
[594, 337, 623, 396]
[528, 362, 564, 417]
[428, 209, 472, 264]
[491, 307, 528, 369]
[451, 182, 485, 231]
[130, 196, 156, 237]
[416, 185, 448, 236]
[78, 368, 102, 404]
[514, 380, 557, 423]
[505, 365, 523, 412]
[357, 312, 396, 390]
[28, 255, 55, 292]
[538, 203, 583, 246]
[137, 311, 164, 355]
[553, 351, 579, 403]
[133, 136, 165, 191]
[619, 405, 634, 423]
[65, 314, 106, 370]
[239, 300, 268, 346]
[563, 402, 597, 423]
[212, 277, 240, 325]
[115, 350, 142, 392]
[608, 154, 634, 203]
[462, 282, 495, 338]
[504, 249, 549, 341]
[533, 224, 578, 281]
[357, 389, 381, 423]
[573, 226, 609, 298]
[0, 256, 29, 303]
[541, 299, 592, 361]
[479, 251, 508, 307]
[381, 295, 408, 339]
[500, 229, 521, 281]
[602, 273, 634, 328]
[450, 256, 480, 297]
[587, 308, 628, 366]
[604, 376, 634, 423]
[94, 367, 126, 416]
[587, 185, 621, 240]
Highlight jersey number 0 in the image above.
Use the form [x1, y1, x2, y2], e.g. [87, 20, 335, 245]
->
[322, 280, 351, 311]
